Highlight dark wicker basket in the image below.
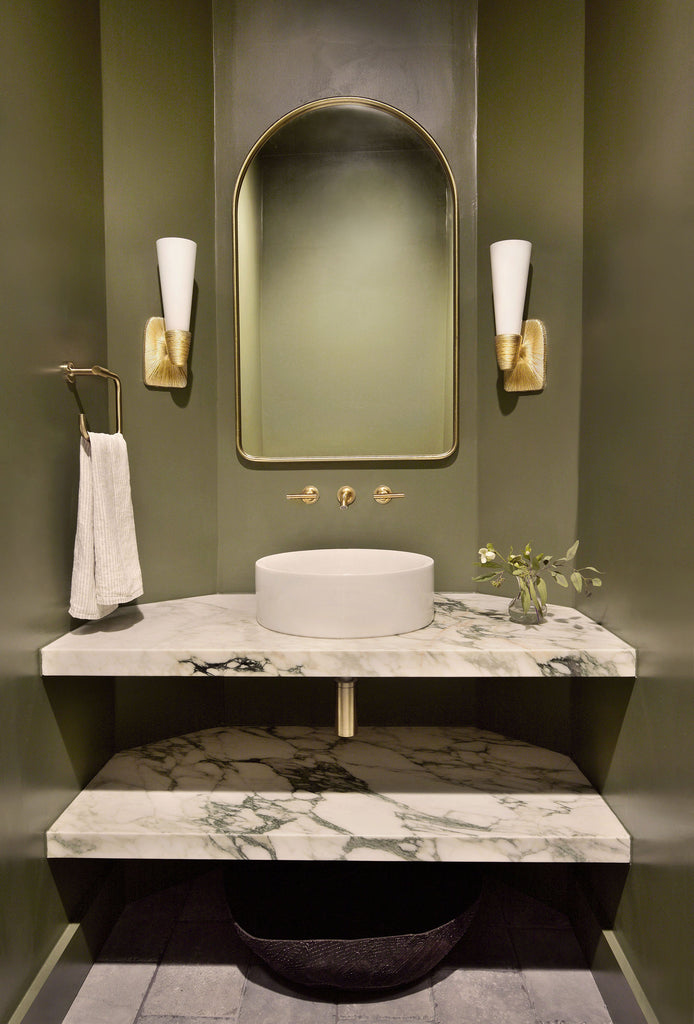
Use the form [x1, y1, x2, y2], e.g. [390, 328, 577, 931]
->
[226, 862, 481, 991]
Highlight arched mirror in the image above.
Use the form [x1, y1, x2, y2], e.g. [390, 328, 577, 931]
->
[233, 97, 458, 462]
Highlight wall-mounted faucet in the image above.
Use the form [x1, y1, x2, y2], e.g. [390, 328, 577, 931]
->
[286, 486, 319, 504]
[337, 485, 356, 509]
[373, 485, 405, 504]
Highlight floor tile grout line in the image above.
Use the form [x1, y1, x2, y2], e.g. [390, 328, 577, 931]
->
[132, 954, 169, 1024]
[503, 917, 523, 971]
[135, 1018, 247, 1022]
[517, 968, 537, 1024]
[235, 949, 257, 1024]
[132, 883, 212, 1024]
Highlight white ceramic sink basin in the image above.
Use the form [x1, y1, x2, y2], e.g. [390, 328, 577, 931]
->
[255, 548, 434, 638]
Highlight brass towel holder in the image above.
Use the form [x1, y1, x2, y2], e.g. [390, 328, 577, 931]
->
[60, 362, 123, 440]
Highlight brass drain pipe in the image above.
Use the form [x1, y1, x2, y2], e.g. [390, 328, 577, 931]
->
[336, 678, 357, 738]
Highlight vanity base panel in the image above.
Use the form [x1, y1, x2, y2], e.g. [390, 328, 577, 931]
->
[47, 725, 630, 864]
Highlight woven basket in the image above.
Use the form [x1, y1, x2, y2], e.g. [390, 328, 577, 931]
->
[226, 862, 481, 991]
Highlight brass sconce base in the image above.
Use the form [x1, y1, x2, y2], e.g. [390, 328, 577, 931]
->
[495, 319, 547, 392]
[144, 316, 191, 388]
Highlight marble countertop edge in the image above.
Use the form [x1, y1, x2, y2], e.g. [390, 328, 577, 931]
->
[45, 725, 632, 865]
[45, 834, 631, 863]
[40, 593, 636, 679]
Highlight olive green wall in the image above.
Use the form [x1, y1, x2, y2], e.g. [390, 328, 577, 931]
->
[99, 0, 217, 603]
[475, 1, 585, 756]
[477, 0, 585, 564]
[99, 0, 223, 750]
[0, 2, 114, 1020]
[215, 0, 478, 594]
[578, 4, 694, 1023]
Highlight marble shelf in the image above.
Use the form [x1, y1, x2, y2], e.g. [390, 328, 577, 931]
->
[40, 593, 635, 678]
[46, 725, 630, 863]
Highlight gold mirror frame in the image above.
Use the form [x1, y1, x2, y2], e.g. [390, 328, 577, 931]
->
[233, 96, 459, 463]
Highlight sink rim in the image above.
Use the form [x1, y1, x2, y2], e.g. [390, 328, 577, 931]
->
[256, 548, 434, 578]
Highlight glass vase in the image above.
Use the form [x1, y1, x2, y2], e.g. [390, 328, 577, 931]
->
[508, 578, 546, 625]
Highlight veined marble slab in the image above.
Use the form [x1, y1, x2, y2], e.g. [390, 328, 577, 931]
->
[40, 593, 635, 678]
[46, 725, 630, 863]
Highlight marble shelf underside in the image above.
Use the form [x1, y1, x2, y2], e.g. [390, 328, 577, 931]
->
[40, 593, 636, 678]
[47, 725, 630, 864]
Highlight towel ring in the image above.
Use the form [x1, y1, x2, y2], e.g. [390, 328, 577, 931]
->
[61, 363, 123, 439]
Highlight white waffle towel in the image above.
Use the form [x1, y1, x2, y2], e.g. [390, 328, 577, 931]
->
[69, 433, 143, 620]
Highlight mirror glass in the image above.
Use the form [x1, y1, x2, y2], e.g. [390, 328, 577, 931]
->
[234, 98, 458, 462]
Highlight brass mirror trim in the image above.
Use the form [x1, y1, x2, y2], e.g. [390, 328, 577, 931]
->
[233, 96, 459, 463]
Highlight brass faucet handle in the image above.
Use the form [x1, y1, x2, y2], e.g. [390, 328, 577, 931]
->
[286, 486, 319, 504]
[373, 485, 405, 504]
[337, 485, 356, 509]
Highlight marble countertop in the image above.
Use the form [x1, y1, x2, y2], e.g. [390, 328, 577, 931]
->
[40, 593, 635, 678]
[47, 725, 630, 863]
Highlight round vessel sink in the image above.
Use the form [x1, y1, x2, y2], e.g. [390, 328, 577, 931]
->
[255, 548, 434, 638]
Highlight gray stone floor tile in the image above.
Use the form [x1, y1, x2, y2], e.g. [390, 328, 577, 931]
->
[125, 881, 191, 921]
[98, 904, 177, 963]
[61, 963, 155, 1024]
[338, 976, 434, 1020]
[511, 925, 590, 969]
[512, 928, 613, 1023]
[444, 924, 518, 969]
[141, 962, 247, 1019]
[181, 868, 232, 921]
[140, 921, 248, 1019]
[161, 919, 249, 965]
[432, 967, 536, 1024]
[238, 963, 337, 1023]
[496, 881, 572, 930]
[441, 891, 517, 969]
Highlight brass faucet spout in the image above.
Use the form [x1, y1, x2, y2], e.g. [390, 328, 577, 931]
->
[337, 485, 356, 509]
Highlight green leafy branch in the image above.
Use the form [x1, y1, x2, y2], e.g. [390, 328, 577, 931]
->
[473, 540, 603, 621]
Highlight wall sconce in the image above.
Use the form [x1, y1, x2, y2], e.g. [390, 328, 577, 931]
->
[144, 237, 197, 388]
[490, 239, 547, 392]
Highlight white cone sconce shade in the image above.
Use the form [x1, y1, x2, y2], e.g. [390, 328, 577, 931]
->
[144, 237, 197, 388]
[490, 239, 531, 336]
[490, 239, 547, 393]
[157, 237, 197, 332]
